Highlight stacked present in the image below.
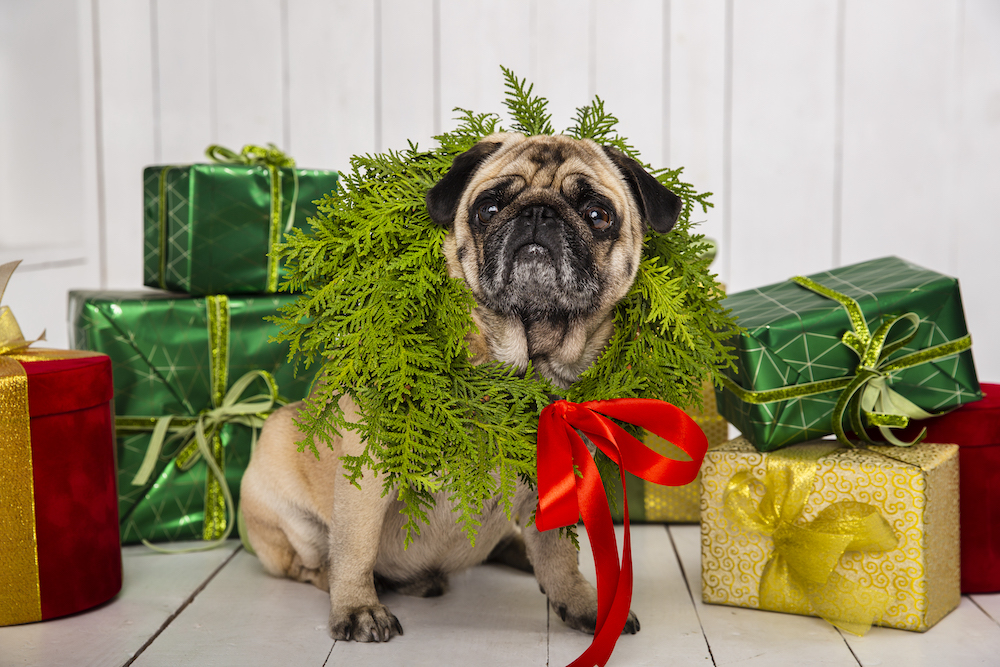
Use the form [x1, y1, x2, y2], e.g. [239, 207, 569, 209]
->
[72, 144, 338, 547]
[1, 261, 121, 625]
[700, 256, 987, 634]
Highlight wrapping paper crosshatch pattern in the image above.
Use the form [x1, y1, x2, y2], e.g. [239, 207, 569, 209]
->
[716, 256, 981, 451]
[69, 290, 316, 544]
[143, 163, 338, 295]
[700, 437, 960, 633]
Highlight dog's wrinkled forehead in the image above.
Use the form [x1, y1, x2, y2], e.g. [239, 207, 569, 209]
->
[463, 135, 629, 208]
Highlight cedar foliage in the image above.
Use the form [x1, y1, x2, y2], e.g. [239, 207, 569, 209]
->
[273, 67, 738, 545]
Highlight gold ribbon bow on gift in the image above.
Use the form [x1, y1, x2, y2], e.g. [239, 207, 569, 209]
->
[0, 261, 46, 355]
[721, 275, 972, 447]
[723, 445, 899, 636]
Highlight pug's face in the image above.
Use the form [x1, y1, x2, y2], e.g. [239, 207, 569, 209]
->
[426, 133, 681, 382]
[427, 133, 682, 320]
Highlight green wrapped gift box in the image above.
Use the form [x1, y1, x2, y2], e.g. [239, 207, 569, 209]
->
[716, 256, 981, 451]
[69, 290, 315, 544]
[143, 147, 338, 295]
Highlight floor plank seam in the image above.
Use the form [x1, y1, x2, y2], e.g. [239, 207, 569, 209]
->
[545, 597, 551, 667]
[120, 545, 243, 667]
[835, 628, 864, 666]
[666, 525, 717, 667]
[968, 595, 1000, 629]
[321, 641, 336, 666]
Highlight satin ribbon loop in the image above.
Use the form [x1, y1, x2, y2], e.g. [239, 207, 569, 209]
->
[205, 143, 296, 169]
[129, 370, 280, 487]
[0, 261, 46, 355]
[535, 398, 708, 667]
[791, 277, 953, 446]
[723, 446, 899, 635]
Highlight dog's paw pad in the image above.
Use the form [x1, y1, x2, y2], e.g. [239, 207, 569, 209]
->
[329, 604, 403, 642]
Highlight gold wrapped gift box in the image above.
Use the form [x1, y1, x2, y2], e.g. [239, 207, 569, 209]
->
[700, 437, 960, 633]
[641, 382, 729, 522]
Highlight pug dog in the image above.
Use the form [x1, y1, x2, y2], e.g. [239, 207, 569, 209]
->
[240, 133, 681, 642]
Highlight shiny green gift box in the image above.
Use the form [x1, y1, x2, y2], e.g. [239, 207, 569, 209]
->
[143, 151, 338, 295]
[716, 256, 982, 451]
[69, 290, 315, 544]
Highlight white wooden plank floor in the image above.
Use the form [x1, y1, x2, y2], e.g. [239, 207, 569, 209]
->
[2, 525, 999, 667]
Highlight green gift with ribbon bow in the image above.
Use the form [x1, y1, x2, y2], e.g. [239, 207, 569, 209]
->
[68, 289, 315, 545]
[701, 437, 960, 633]
[143, 144, 339, 295]
[717, 256, 982, 451]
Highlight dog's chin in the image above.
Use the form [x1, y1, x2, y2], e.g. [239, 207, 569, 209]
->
[481, 249, 600, 321]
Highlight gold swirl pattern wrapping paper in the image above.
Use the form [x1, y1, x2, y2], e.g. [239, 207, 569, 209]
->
[700, 437, 960, 632]
[642, 381, 730, 523]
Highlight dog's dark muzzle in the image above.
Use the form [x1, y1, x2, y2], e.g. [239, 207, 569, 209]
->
[507, 205, 564, 264]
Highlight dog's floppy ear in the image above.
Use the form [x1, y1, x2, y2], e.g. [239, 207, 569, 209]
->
[603, 146, 682, 234]
[426, 140, 503, 227]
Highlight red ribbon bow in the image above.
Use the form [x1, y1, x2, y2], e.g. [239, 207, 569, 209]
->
[536, 398, 709, 667]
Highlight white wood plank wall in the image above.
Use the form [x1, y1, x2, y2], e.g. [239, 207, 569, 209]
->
[1, 0, 998, 381]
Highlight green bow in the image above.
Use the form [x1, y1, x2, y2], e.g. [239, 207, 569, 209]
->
[117, 369, 281, 552]
[721, 275, 972, 447]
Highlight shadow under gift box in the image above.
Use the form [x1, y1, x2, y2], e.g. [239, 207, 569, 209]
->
[1, 351, 120, 626]
[68, 290, 315, 545]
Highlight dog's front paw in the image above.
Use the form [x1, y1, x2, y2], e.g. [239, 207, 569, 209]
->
[329, 604, 403, 642]
[551, 599, 640, 635]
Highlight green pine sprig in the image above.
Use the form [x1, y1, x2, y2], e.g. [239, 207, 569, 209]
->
[272, 68, 738, 545]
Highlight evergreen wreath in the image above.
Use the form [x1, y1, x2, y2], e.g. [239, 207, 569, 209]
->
[274, 68, 739, 545]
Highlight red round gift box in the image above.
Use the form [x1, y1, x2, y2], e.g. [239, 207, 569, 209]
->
[5, 352, 122, 624]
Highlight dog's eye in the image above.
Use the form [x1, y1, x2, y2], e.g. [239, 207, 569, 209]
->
[477, 203, 499, 224]
[585, 206, 613, 231]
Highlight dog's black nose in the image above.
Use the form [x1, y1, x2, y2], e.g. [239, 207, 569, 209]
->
[520, 205, 557, 226]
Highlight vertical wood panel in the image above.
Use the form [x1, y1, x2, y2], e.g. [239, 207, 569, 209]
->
[669, 0, 728, 281]
[212, 0, 285, 148]
[592, 0, 664, 170]
[839, 0, 959, 270]
[532, 0, 591, 132]
[0, 1, 92, 257]
[438, 0, 532, 131]
[95, 0, 156, 289]
[156, 0, 213, 162]
[0, 0, 101, 347]
[728, 0, 838, 293]
[380, 0, 437, 152]
[955, 0, 1000, 381]
[287, 0, 377, 169]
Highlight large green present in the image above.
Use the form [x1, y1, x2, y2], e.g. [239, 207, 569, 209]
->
[716, 256, 981, 451]
[68, 290, 315, 544]
[143, 144, 338, 295]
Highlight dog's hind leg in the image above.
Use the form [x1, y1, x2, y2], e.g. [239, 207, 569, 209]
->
[243, 496, 330, 592]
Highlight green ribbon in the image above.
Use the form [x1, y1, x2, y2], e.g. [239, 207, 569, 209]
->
[115, 294, 282, 552]
[723, 445, 900, 636]
[205, 143, 300, 293]
[721, 275, 972, 447]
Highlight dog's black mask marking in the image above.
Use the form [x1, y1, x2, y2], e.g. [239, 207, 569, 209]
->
[426, 141, 502, 227]
[602, 146, 682, 233]
[477, 185, 602, 322]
